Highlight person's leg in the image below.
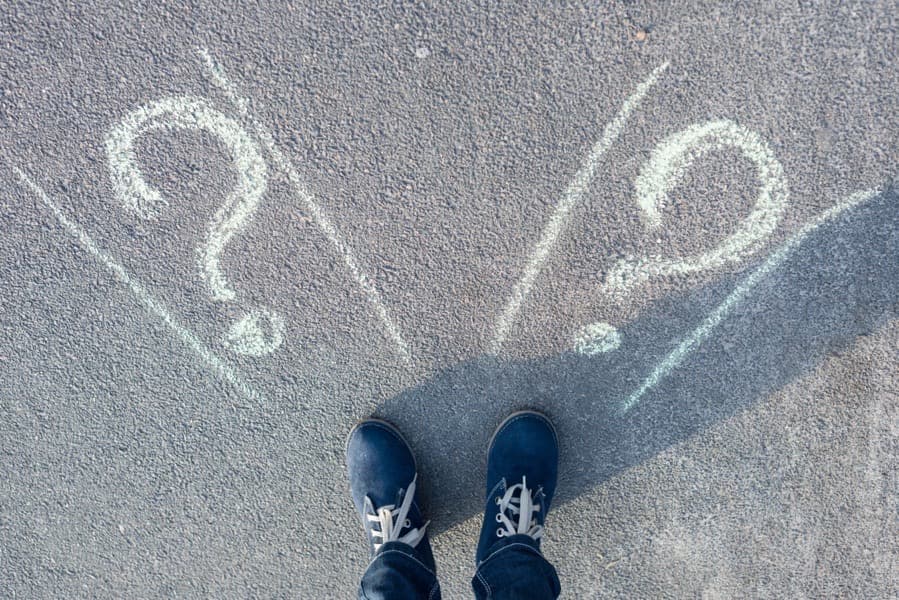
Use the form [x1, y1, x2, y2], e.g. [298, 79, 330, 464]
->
[357, 539, 439, 600]
[472, 411, 562, 600]
[346, 419, 441, 600]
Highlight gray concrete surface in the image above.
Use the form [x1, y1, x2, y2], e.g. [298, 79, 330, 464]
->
[1, 1, 897, 598]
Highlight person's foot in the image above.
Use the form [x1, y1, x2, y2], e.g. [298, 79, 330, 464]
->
[345, 418, 435, 571]
[476, 410, 559, 565]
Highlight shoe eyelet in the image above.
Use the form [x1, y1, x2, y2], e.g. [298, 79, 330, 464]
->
[495, 513, 503, 523]
[404, 519, 411, 528]
[496, 528, 504, 538]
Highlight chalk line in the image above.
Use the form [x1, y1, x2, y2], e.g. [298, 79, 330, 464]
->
[490, 61, 670, 354]
[573, 321, 622, 355]
[603, 119, 788, 296]
[106, 95, 269, 304]
[13, 166, 264, 404]
[107, 96, 286, 357]
[225, 308, 285, 357]
[620, 188, 881, 414]
[197, 47, 413, 367]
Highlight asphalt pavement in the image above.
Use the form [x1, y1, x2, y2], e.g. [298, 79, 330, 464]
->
[1, 1, 897, 598]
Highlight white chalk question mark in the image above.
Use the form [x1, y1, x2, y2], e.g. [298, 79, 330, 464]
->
[574, 119, 789, 355]
[106, 96, 285, 357]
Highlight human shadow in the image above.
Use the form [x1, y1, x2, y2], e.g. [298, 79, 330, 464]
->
[375, 185, 898, 535]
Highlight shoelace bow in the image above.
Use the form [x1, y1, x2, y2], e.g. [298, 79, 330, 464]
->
[495, 475, 544, 540]
[366, 474, 430, 552]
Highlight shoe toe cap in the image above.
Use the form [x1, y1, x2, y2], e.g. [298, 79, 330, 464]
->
[346, 419, 417, 509]
[487, 412, 558, 494]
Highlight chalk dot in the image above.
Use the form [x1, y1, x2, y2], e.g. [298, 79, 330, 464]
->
[225, 309, 285, 357]
[573, 322, 622, 355]
[415, 47, 431, 59]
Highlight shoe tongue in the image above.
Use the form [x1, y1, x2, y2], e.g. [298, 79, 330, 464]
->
[393, 487, 423, 526]
[367, 486, 407, 514]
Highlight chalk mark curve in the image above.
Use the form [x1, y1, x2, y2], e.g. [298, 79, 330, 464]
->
[197, 47, 412, 367]
[620, 188, 882, 414]
[12, 166, 264, 404]
[491, 61, 670, 355]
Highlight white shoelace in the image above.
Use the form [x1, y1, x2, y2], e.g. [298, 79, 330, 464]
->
[494, 476, 544, 540]
[366, 474, 430, 552]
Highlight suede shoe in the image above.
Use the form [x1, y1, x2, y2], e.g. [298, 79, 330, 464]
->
[476, 410, 559, 565]
[346, 418, 435, 571]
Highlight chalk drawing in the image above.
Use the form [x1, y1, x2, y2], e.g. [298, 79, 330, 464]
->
[224, 308, 285, 356]
[198, 47, 413, 366]
[603, 119, 789, 296]
[620, 188, 880, 414]
[573, 322, 622, 355]
[576, 120, 789, 356]
[491, 61, 670, 355]
[106, 96, 285, 356]
[13, 166, 263, 403]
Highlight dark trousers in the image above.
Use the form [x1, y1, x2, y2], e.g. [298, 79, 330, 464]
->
[358, 534, 561, 600]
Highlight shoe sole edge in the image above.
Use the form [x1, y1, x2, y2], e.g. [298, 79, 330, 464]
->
[486, 409, 558, 458]
[345, 417, 418, 473]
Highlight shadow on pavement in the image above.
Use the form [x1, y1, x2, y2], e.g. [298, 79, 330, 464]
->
[374, 186, 897, 536]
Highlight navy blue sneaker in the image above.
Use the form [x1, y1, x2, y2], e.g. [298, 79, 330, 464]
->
[475, 410, 559, 565]
[345, 418, 436, 571]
